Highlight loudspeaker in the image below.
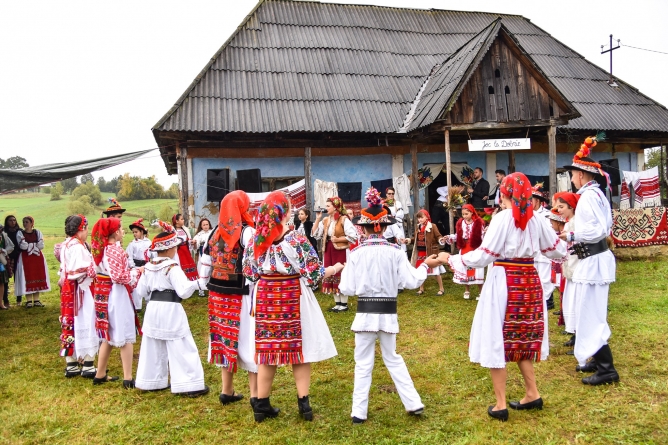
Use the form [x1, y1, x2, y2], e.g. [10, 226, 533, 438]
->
[599, 159, 621, 186]
[207, 169, 229, 202]
[237, 168, 262, 193]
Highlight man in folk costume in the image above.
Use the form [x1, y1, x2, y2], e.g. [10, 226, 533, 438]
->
[560, 134, 620, 385]
[134, 221, 209, 396]
[444, 173, 566, 421]
[199, 191, 259, 406]
[339, 188, 445, 424]
[544, 207, 568, 327]
[102, 198, 126, 219]
[531, 183, 556, 311]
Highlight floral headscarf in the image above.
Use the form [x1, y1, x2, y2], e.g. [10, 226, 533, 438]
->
[461, 204, 480, 220]
[211, 190, 254, 249]
[500, 172, 533, 231]
[327, 196, 346, 221]
[253, 191, 291, 259]
[91, 218, 121, 265]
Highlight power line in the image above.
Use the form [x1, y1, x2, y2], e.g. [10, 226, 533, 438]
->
[620, 42, 668, 55]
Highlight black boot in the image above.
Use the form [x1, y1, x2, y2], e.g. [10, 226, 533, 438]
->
[576, 358, 598, 373]
[546, 292, 555, 310]
[582, 345, 619, 386]
[564, 334, 576, 347]
[298, 395, 313, 421]
[250, 397, 258, 409]
[253, 397, 280, 422]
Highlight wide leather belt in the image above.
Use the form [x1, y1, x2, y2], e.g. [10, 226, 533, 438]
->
[569, 239, 609, 260]
[357, 298, 397, 314]
[133, 259, 147, 267]
[150, 289, 182, 303]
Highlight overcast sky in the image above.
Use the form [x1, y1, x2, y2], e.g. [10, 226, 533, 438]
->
[2, 0, 667, 186]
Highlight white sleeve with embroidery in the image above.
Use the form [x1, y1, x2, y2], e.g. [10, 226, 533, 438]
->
[448, 211, 507, 273]
[573, 189, 611, 244]
[343, 218, 358, 243]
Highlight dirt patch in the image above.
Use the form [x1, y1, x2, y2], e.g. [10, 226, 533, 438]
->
[614, 245, 668, 260]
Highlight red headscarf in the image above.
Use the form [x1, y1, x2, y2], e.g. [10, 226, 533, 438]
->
[327, 197, 346, 221]
[416, 209, 431, 232]
[91, 218, 121, 265]
[500, 172, 533, 231]
[211, 190, 254, 248]
[461, 204, 480, 220]
[253, 191, 291, 260]
[556, 192, 580, 210]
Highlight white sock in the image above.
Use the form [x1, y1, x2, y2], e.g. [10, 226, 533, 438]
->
[334, 294, 342, 305]
[339, 295, 348, 305]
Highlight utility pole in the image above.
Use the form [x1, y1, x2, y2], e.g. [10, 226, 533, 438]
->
[601, 34, 620, 86]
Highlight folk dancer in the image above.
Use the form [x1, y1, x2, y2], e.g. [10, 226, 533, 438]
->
[444, 173, 566, 421]
[102, 198, 126, 220]
[560, 135, 619, 385]
[531, 183, 556, 311]
[14, 216, 50, 307]
[126, 218, 153, 310]
[384, 187, 406, 252]
[339, 187, 445, 423]
[172, 214, 199, 282]
[0, 223, 14, 310]
[404, 210, 445, 296]
[199, 191, 259, 406]
[544, 207, 568, 327]
[91, 218, 143, 388]
[134, 221, 209, 396]
[556, 193, 580, 353]
[243, 191, 340, 422]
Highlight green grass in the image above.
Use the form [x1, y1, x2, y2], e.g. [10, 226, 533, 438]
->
[0, 235, 667, 444]
[0, 193, 177, 236]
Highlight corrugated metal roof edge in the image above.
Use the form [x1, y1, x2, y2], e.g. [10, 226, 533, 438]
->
[152, 0, 267, 132]
[224, 44, 455, 58]
[208, 68, 427, 78]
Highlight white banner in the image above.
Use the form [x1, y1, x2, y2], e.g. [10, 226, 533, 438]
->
[467, 138, 531, 151]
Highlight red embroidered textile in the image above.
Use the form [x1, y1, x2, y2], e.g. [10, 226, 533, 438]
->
[500, 173, 533, 231]
[208, 290, 243, 372]
[20, 231, 49, 292]
[176, 244, 198, 281]
[494, 259, 544, 363]
[59, 278, 76, 356]
[322, 240, 346, 292]
[455, 217, 483, 251]
[255, 274, 303, 365]
[93, 276, 113, 341]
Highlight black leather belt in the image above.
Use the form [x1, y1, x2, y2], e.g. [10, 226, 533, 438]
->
[357, 298, 397, 314]
[133, 259, 147, 267]
[150, 289, 182, 303]
[569, 238, 609, 260]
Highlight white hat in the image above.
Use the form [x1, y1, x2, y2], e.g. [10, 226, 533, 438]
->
[437, 186, 448, 202]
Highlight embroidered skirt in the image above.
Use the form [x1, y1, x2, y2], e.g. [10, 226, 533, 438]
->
[176, 244, 199, 281]
[18, 251, 50, 293]
[209, 290, 243, 372]
[415, 249, 445, 276]
[94, 275, 141, 345]
[59, 279, 76, 357]
[322, 241, 346, 292]
[495, 259, 544, 363]
[255, 274, 303, 365]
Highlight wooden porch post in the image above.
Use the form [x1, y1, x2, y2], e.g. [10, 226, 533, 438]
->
[176, 141, 190, 227]
[548, 125, 557, 198]
[304, 147, 312, 218]
[445, 129, 455, 252]
[509, 151, 516, 174]
[411, 142, 419, 219]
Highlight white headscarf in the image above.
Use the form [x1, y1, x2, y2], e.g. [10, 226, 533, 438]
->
[437, 186, 448, 202]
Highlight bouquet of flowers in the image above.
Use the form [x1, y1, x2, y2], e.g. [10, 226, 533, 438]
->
[443, 185, 469, 211]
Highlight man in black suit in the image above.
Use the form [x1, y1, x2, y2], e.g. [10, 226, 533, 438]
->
[467, 167, 490, 209]
[483, 169, 506, 207]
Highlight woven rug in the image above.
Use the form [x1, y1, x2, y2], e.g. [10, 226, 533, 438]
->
[612, 207, 668, 247]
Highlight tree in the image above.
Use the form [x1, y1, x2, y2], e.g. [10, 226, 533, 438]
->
[80, 173, 95, 184]
[158, 204, 175, 223]
[107, 175, 122, 194]
[50, 183, 63, 201]
[97, 176, 107, 192]
[646, 146, 663, 170]
[117, 173, 166, 200]
[165, 183, 179, 199]
[60, 177, 78, 194]
[0, 156, 29, 169]
[71, 182, 104, 206]
[68, 195, 93, 215]
[42, 186, 51, 194]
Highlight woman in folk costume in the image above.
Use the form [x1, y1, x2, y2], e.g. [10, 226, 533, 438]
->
[91, 218, 143, 388]
[14, 216, 51, 307]
[531, 183, 556, 311]
[312, 196, 358, 312]
[199, 191, 260, 406]
[172, 213, 199, 282]
[134, 222, 209, 397]
[0, 223, 14, 310]
[243, 191, 341, 422]
[443, 173, 566, 421]
[559, 135, 619, 385]
[383, 187, 407, 252]
[544, 207, 568, 327]
[555, 192, 580, 353]
[56, 215, 100, 379]
[3, 215, 21, 306]
[126, 218, 153, 310]
[443, 204, 485, 300]
[405, 209, 445, 296]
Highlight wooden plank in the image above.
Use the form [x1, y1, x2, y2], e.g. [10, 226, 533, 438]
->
[411, 142, 419, 219]
[304, 147, 313, 213]
[448, 118, 566, 131]
[176, 141, 190, 227]
[548, 126, 557, 198]
[509, 150, 516, 174]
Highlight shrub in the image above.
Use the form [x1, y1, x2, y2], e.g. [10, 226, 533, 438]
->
[42, 186, 51, 194]
[50, 183, 63, 201]
[68, 195, 93, 215]
[71, 182, 104, 206]
[143, 208, 157, 224]
[158, 204, 175, 223]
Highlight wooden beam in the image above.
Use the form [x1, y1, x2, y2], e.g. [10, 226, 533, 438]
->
[304, 147, 313, 214]
[509, 151, 516, 174]
[176, 141, 190, 227]
[548, 126, 557, 198]
[445, 130, 455, 252]
[411, 142, 419, 219]
[442, 118, 569, 131]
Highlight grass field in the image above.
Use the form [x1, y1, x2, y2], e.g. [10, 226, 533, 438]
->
[0, 232, 666, 445]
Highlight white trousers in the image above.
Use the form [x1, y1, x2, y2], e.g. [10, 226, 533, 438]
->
[351, 331, 423, 420]
[574, 282, 611, 367]
[135, 335, 205, 394]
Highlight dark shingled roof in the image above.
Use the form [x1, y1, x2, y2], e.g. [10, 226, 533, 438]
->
[153, 0, 668, 135]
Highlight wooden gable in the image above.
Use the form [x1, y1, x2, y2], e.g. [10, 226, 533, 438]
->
[444, 31, 574, 127]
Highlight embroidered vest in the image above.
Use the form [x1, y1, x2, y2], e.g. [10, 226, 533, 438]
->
[323, 216, 349, 252]
[208, 225, 248, 295]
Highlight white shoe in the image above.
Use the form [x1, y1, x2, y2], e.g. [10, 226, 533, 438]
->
[475, 296, 480, 301]
[328, 305, 342, 312]
[463, 291, 470, 300]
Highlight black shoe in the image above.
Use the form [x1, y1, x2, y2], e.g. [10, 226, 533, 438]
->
[250, 397, 258, 409]
[93, 374, 119, 385]
[298, 395, 313, 421]
[81, 361, 97, 379]
[183, 386, 210, 398]
[123, 379, 135, 389]
[565, 349, 574, 355]
[254, 397, 280, 422]
[553, 310, 562, 315]
[582, 345, 619, 386]
[408, 407, 424, 416]
[65, 364, 81, 378]
[561, 330, 569, 335]
[487, 405, 508, 422]
[563, 335, 576, 347]
[33, 300, 45, 307]
[509, 397, 543, 410]
[352, 416, 366, 424]
[576, 359, 598, 373]
[219, 392, 244, 405]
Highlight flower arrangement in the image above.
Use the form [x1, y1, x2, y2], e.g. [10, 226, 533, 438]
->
[365, 187, 382, 206]
[443, 185, 469, 211]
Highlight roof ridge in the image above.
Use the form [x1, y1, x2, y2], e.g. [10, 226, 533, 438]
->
[225, 44, 454, 58]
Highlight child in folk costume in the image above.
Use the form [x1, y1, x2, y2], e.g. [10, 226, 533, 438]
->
[404, 209, 445, 296]
[312, 197, 358, 312]
[57, 215, 100, 379]
[91, 218, 143, 388]
[134, 222, 209, 396]
[443, 204, 484, 300]
[126, 219, 153, 310]
[199, 191, 259, 406]
[172, 214, 199, 282]
[544, 207, 567, 327]
[531, 183, 556, 311]
[339, 188, 445, 423]
[555, 194, 579, 353]
[243, 191, 341, 422]
[443, 173, 566, 421]
[14, 216, 51, 307]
